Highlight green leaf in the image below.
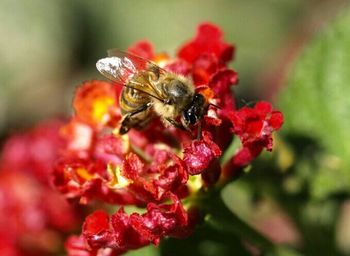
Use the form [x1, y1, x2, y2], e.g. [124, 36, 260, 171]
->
[124, 245, 159, 256]
[277, 7, 350, 199]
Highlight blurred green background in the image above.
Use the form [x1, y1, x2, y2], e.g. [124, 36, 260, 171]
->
[0, 0, 343, 135]
[1, 1, 350, 255]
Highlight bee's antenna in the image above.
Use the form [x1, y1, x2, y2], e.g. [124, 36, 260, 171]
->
[241, 99, 256, 107]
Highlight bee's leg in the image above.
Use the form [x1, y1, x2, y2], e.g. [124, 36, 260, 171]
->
[165, 118, 194, 134]
[164, 118, 185, 130]
[119, 103, 152, 134]
[196, 122, 202, 140]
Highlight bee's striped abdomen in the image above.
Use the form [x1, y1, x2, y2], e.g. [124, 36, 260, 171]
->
[119, 87, 149, 114]
[119, 85, 153, 132]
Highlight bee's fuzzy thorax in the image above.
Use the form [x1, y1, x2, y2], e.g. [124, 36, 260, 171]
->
[153, 101, 178, 119]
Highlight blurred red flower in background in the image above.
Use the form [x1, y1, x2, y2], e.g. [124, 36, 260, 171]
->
[0, 120, 82, 256]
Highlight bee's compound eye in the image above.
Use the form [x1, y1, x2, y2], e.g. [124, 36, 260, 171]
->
[194, 93, 205, 103]
[183, 108, 197, 125]
[183, 93, 206, 126]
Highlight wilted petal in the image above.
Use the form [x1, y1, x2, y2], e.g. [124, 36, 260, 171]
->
[183, 131, 221, 175]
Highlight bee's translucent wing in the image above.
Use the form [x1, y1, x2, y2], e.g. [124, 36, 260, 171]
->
[107, 49, 160, 70]
[96, 49, 167, 102]
[96, 55, 138, 85]
[97, 49, 165, 82]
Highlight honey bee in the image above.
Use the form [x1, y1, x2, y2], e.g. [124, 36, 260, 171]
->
[96, 49, 208, 135]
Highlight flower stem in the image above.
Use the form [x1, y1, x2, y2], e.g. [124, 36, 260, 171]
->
[200, 189, 287, 255]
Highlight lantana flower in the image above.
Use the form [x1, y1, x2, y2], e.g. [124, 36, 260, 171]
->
[54, 23, 283, 255]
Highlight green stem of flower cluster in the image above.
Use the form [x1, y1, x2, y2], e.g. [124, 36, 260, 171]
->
[198, 189, 298, 255]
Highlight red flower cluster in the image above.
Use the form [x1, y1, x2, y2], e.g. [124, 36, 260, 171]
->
[52, 23, 283, 255]
[225, 101, 284, 178]
[82, 194, 189, 253]
[0, 120, 82, 256]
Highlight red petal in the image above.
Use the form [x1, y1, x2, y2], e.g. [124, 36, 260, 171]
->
[127, 41, 155, 60]
[254, 101, 272, 116]
[178, 23, 234, 63]
[111, 208, 150, 249]
[192, 53, 219, 85]
[154, 158, 188, 191]
[60, 118, 95, 158]
[73, 80, 120, 128]
[164, 59, 191, 76]
[208, 68, 238, 116]
[83, 210, 117, 250]
[208, 68, 239, 93]
[232, 144, 263, 167]
[65, 235, 94, 256]
[94, 135, 128, 165]
[269, 111, 284, 130]
[122, 153, 145, 180]
[246, 119, 264, 135]
[84, 210, 110, 235]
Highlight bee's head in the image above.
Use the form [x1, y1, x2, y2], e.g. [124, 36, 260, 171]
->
[182, 93, 207, 126]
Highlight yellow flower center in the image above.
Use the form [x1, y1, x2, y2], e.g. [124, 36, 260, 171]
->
[107, 164, 132, 189]
[92, 97, 115, 124]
